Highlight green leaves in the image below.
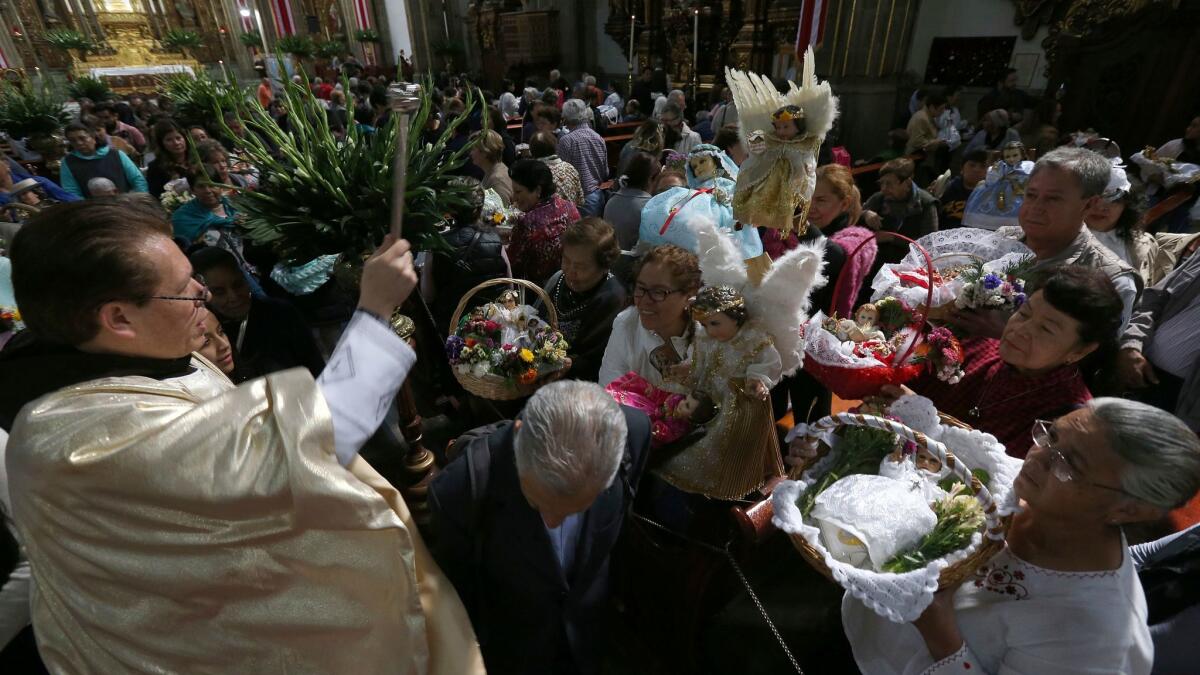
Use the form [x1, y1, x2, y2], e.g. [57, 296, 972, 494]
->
[220, 69, 478, 265]
[315, 41, 347, 60]
[276, 35, 315, 57]
[159, 71, 246, 128]
[67, 76, 113, 102]
[42, 29, 91, 52]
[239, 31, 263, 48]
[0, 83, 70, 139]
[162, 29, 203, 50]
[353, 29, 381, 43]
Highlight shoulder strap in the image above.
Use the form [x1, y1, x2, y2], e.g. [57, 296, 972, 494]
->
[455, 228, 487, 272]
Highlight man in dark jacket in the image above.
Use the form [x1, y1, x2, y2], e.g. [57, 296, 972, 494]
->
[429, 381, 652, 675]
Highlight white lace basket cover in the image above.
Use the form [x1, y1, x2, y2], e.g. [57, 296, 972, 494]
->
[773, 396, 1023, 623]
[870, 230, 1034, 310]
[1131, 150, 1200, 190]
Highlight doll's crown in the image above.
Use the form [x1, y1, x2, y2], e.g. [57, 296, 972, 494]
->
[690, 284, 746, 320]
[772, 105, 805, 122]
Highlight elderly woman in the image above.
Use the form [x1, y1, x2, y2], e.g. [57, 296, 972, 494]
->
[430, 178, 508, 334]
[171, 166, 239, 246]
[599, 244, 702, 391]
[472, 129, 513, 206]
[59, 122, 148, 199]
[529, 131, 585, 207]
[508, 158, 580, 285]
[964, 109, 1022, 156]
[877, 266, 1122, 458]
[539, 218, 627, 382]
[843, 397, 1200, 674]
[145, 120, 196, 198]
[197, 139, 255, 192]
[1087, 166, 1170, 287]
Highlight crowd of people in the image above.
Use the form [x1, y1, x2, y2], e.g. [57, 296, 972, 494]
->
[0, 61, 1198, 675]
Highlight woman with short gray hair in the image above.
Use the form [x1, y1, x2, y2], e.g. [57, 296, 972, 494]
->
[845, 398, 1200, 674]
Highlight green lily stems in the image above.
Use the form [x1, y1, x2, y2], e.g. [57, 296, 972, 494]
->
[388, 82, 422, 239]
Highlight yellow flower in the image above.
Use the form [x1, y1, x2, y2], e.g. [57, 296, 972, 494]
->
[519, 348, 535, 363]
[11, 309, 20, 321]
[491, 212, 504, 224]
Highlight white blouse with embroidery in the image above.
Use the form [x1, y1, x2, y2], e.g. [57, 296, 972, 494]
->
[843, 541, 1153, 675]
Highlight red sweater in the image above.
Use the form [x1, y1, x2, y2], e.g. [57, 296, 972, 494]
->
[909, 338, 1091, 458]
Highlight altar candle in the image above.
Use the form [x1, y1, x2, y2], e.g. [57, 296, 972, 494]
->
[219, 60, 228, 83]
[628, 15, 635, 69]
[693, 10, 699, 89]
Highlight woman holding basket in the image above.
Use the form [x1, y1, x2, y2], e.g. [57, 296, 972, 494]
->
[868, 266, 1119, 458]
[843, 397, 1200, 674]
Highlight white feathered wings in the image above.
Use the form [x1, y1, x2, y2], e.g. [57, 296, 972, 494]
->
[693, 219, 827, 376]
[725, 46, 838, 148]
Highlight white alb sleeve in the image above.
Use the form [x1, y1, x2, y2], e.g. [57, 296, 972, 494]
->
[317, 310, 416, 466]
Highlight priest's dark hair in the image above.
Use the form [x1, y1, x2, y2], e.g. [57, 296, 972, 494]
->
[10, 197, 173, 346]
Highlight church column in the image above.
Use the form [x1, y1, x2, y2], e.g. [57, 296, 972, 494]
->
[141, 0, 165, 39]
[0, 3, 27, 69]
[81, 0, 107, 46]
[64, 0, 94, 43]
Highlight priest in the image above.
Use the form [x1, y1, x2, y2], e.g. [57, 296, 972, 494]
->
[0, 197, 484, 674]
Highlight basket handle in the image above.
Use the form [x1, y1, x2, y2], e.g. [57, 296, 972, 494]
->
[448, 277, 559, 336]
[796, 412, 1004, 541]
[829, 231, 935, 367]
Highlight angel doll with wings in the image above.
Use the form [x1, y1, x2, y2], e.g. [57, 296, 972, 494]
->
[726, 46, 839, 236]
[654, 219, 826, 500]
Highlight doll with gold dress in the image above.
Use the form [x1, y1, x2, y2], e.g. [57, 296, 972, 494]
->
[726, 46, 839, 236]
[654, 219, 826, 500]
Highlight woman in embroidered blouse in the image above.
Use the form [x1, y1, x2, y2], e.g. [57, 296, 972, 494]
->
[599, 244, 702, 393]
[843, 397, 1200, 675]
[878, 266, 1121, 458]
[508, 159, 581, 285]
[539, 217, 627, 382]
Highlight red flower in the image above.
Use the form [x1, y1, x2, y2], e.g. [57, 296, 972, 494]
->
[518, 368, 538, 385]
[465, 338, 477, 348]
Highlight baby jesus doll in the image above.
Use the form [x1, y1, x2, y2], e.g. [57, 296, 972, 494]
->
[732, 104, 822, 235]
[605, 372, 718, 447]
[655, 285, 786, 499]
[482, 289, 540, 345]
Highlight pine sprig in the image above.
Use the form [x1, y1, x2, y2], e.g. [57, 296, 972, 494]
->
[798, 426, 900, 517]
[881, 486, 985, 574]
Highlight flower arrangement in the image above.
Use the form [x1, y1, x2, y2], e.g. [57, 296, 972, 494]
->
[0, 306, 22, 334]
[42, 28, 92, 53]
[954, 257, 1033, 312]
[67, 76, 113, 102]
[239, 31, 263, 48]
[446, 309, 568, 385]
[0, 83, 71, 139]
[353, 29, 381, 43]
[315, 40, 347, 60]
[276, 35, 315, 58]
[663, 150, 687, 174]
[161, 29, 203, 51]
[482, 187, 519, 228]
[159, 178, 194, 213]
[914, 326, 965, 384]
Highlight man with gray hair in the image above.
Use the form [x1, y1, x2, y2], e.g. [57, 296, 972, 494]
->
[429, 381, 651, 675]
[557, 98, 610, 217]
[958, 146, 1141, 337]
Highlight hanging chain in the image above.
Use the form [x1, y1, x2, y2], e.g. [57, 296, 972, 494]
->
[628, 512, 806, 675]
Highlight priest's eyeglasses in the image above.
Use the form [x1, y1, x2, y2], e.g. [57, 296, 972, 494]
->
[147, 274, 212, 306]
[1031, 419, 1139, 499]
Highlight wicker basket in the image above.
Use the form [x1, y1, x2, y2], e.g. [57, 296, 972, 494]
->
[448, 277, 562, 401]
[786, 412, 1007, 590]
[804, 232, 935, 400]
[921, 252, 985, 324]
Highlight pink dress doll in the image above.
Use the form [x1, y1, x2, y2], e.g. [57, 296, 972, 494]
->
[605, 371, 715, 447]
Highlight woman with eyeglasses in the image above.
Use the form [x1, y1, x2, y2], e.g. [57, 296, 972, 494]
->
[844, 397, 1200, 674]
[862, 266, 1121, 458]
[599, 244, 701, 392]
